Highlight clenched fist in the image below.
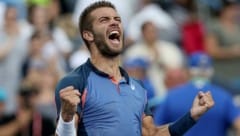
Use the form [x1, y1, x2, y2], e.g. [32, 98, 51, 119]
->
[190, 91, 215, 121]
[59, 86, 81, 122]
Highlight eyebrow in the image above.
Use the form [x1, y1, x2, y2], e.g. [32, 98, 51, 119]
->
[98, 16, 121, 20]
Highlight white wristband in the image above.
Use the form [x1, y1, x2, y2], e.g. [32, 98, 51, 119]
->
[56, 113, 77, 136]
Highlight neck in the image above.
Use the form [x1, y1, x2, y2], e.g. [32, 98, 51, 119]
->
[91, 54, 122, 82]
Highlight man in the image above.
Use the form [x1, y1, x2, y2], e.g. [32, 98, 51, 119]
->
[205, 0, 240, 94]
[55, 1, 214, 136]
[124, 21, 185, 98]
[154, 52, 240, 136]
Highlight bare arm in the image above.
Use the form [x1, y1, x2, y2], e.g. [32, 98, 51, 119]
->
[232, 117, 240, 136]
[204, 34, 240, 59]
[55, 86, 81, 136]
[142, 91, 214, 136]
[142, 116, 170, 136]
[0, 120, 20, 136]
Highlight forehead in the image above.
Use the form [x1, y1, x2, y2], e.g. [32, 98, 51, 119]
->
[90, 7, 120, 19]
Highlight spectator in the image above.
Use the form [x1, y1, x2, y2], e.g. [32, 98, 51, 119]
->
[126, 0, 178, 45]
[0, 5, 29, 113]
[69, 45, 90, 70]
[27, 4, 73, 72]
[181, 3, 206, 55]
[205, 0, 240, 94]
[154, 52, 240, 136]
[164, 67, 189, 90]
[123, 57, 156, 100]
[124, 21, 185, 98]
[0, 84, 55, 136]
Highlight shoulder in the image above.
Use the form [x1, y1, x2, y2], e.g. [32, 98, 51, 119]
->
[56, 62, 92, 92]
[210, 84, 233, 99]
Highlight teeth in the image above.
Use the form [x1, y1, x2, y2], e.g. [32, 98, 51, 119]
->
[110, 31, 119, 35]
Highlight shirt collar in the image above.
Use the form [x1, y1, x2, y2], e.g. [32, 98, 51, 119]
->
[86, 59, 130, 84]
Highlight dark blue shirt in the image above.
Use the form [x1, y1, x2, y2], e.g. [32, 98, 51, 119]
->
[154, 81, 240, 136]
[55, 59, 148, 136]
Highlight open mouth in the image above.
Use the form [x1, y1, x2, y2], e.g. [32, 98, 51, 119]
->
[108, 31, 120, 45]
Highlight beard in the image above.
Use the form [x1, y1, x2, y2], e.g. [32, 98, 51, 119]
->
[93, 31, 123, 58]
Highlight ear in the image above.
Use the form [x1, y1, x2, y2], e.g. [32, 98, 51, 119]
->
[83, 30, 94, 42]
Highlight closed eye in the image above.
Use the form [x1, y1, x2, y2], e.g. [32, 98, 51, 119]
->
[114, 17, 121, 22]
[99, 17, 110, 23]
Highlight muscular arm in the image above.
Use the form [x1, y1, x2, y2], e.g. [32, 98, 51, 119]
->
[55, 86, 81, 136]
[142, 91, 214, 136]
[142, 116, 170, 136]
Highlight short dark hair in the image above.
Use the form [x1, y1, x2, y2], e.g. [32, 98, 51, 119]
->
[79, 1, 116, 50]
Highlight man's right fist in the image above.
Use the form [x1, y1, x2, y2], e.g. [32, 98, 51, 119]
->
[59, 86, 81, 122]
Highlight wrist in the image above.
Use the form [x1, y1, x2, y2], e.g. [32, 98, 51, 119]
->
[61, 111, 75, 122]
[169, 111, 196, 136]
[190, 108, 200, 121]
[56, 112, 76, 136]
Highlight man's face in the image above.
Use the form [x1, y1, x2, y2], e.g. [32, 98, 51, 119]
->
[90, 7, 124, 57]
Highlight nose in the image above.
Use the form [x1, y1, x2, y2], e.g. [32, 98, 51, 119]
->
[110, 18, 120, 27]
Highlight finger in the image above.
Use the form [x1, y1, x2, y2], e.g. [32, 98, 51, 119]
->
[60, 89, 80, 98]
[198, 91, 204, 98]
[61, 92, 81, 102]
[199, 97, 206, 105]
[73, 90, 81, 96]
[201, 94, 214, 108]
[62, 96, 80, 107]
[205, 91, 211, 96]
[60, 86, 74, 93]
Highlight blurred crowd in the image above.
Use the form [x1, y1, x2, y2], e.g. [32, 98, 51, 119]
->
[0, 0, 240, 135]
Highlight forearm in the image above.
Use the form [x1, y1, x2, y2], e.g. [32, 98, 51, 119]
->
[146, 112, 195, 136]
[168, 111, 196, 136]
[142, 116, 170, 136]
[209, 47, 239, 59]
[0, 120, 20, 136]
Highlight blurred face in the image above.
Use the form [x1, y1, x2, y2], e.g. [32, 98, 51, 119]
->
[223, 4, 240, 21]
[30, 38, 43, 55]
[48, 0, 60, 20]
[90, 7, 124, 57]
[31, 6, 48, 27]
[5, 7, 17, 22]
[142, 22, 158, 44]
[164, 68, 189, 89]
